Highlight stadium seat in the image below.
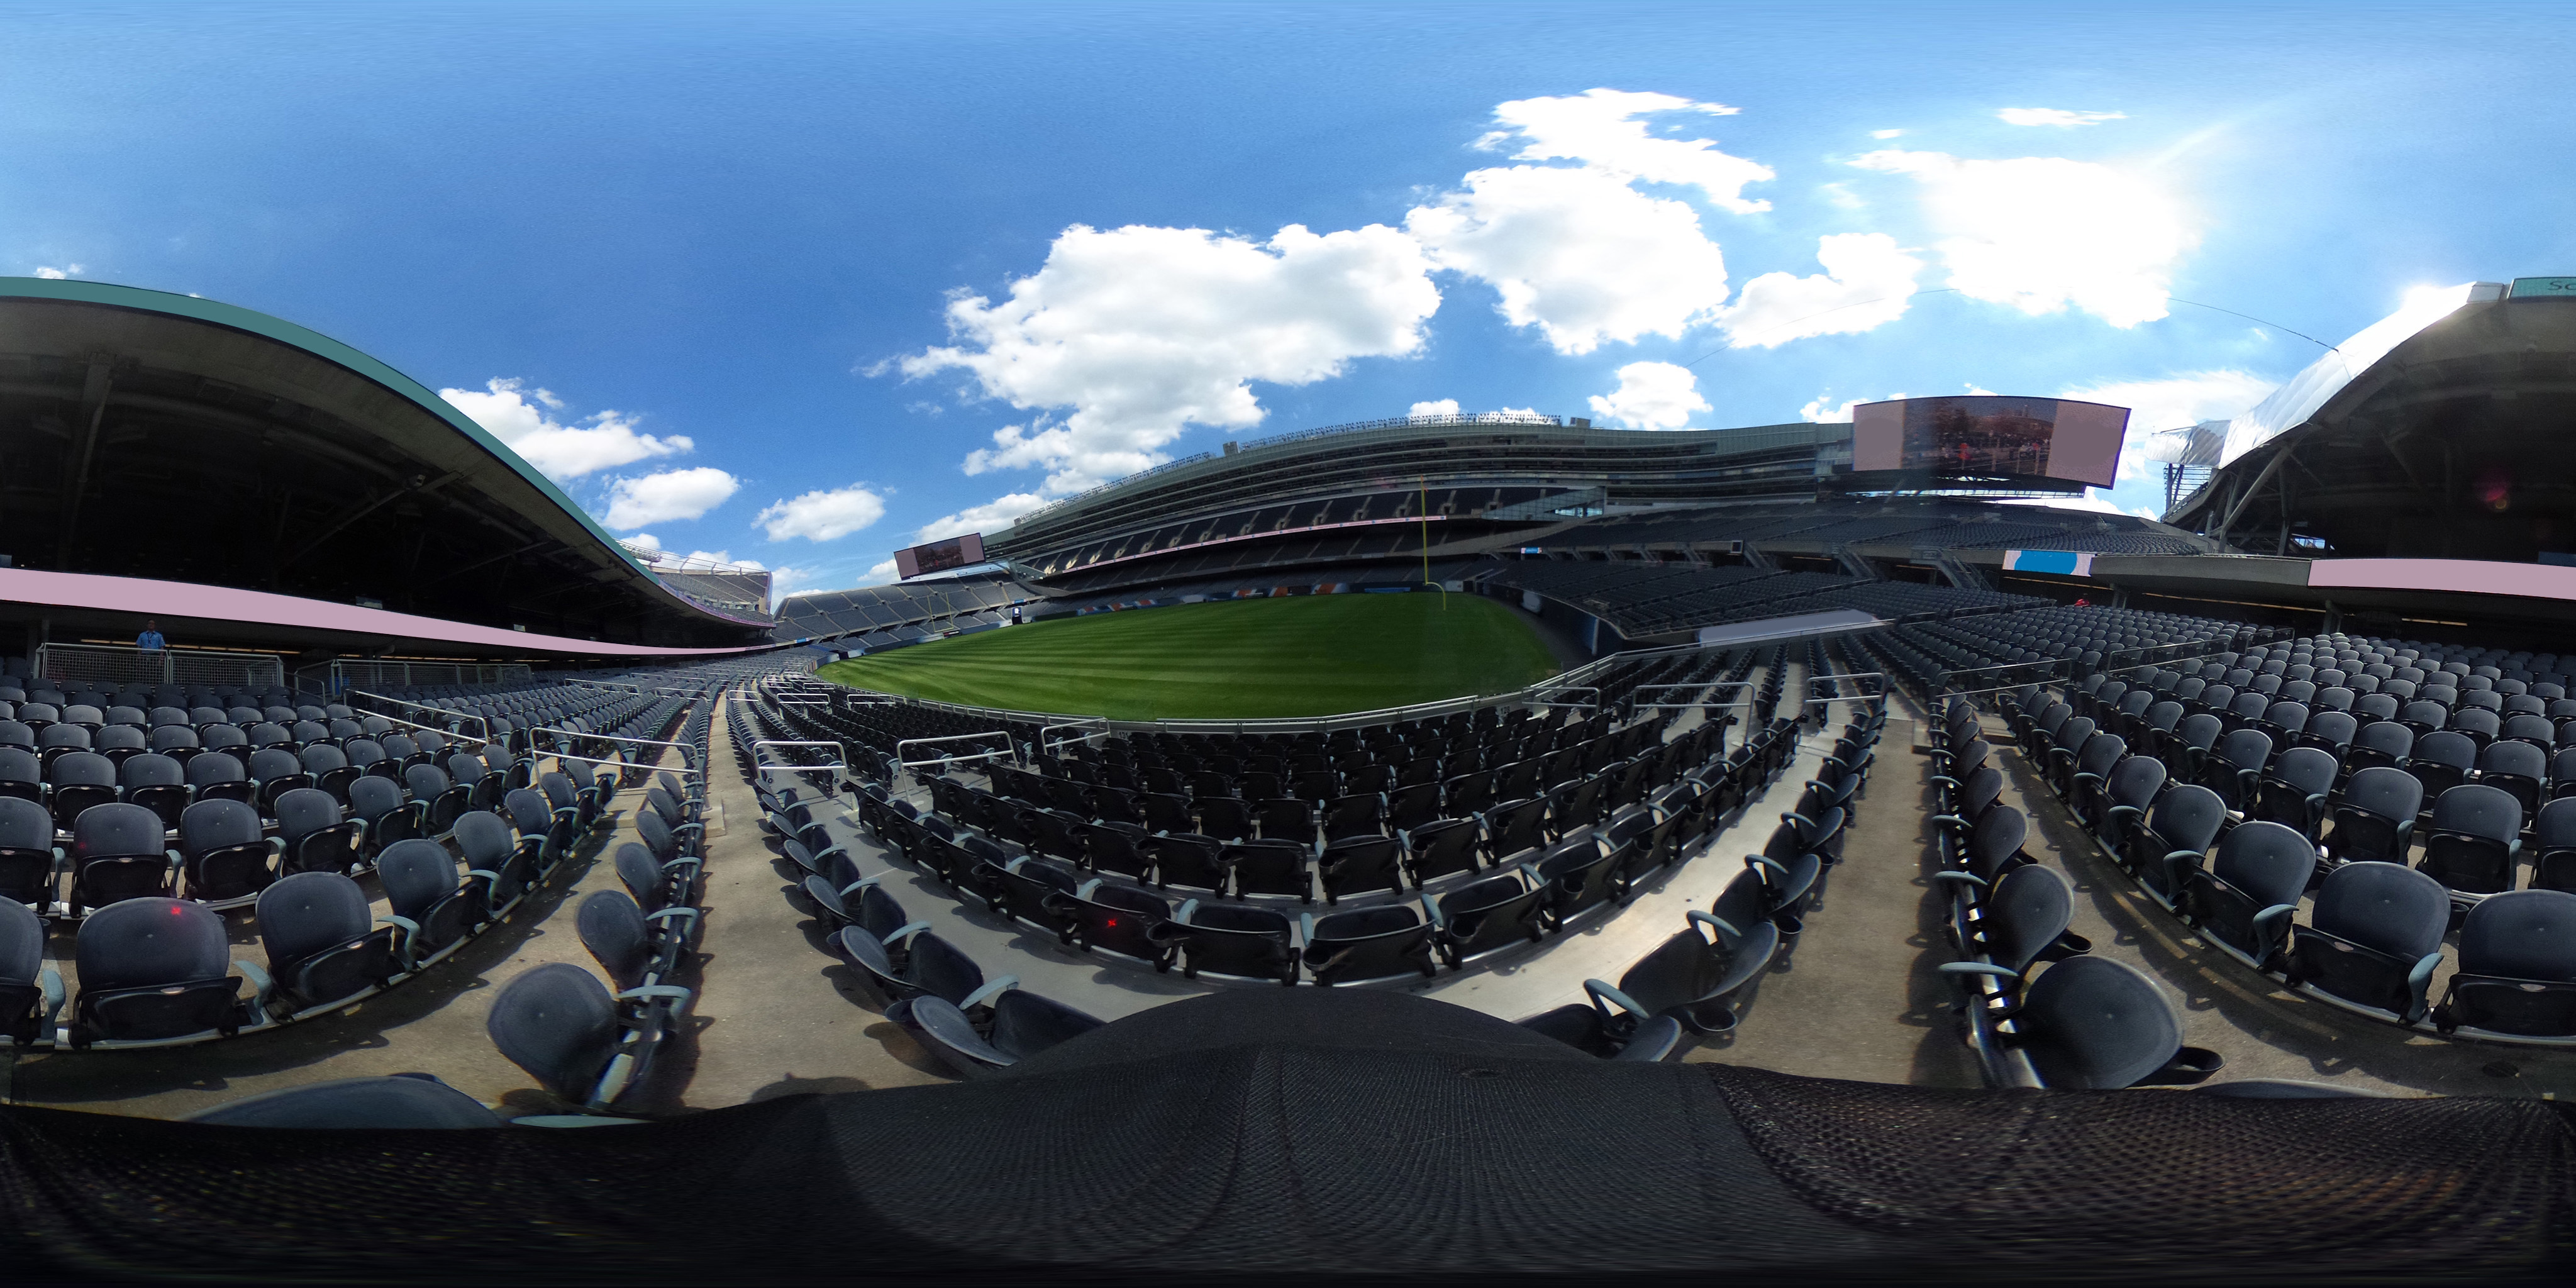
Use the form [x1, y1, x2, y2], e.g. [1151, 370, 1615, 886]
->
[69, 801, 175, 914]
[2287, 861, 2451, 1024]
[910, 989, 1106, 1079]
[2418, 783, 2523, 899]
[2183, 821, 2314, 971]
[1153, 899, 1297, 984]
[485, 963, 665, 1111]
[2009, 957, 2221, 1089]
[2434, 889, 2576, 1038]
[0, 796, 57, 911]
[274, 787, 363, 877]
[1301, 904, 1437, 985]
[255, 870, 397, 1015]
[1519, 909, 1775, 1051]
[1426, 867, 1548, 967]
[0, 897, 63, 1046]
[68, 897, 249, 1046]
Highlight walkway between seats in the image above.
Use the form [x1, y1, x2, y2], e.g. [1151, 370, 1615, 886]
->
[669, 695, 948, 1103]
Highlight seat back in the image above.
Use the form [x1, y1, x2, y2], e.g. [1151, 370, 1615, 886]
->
[2018, 957, 2192, 1089]
[486, 963, 620, 1103]
[2309, 860, 2451, 961]
[75, 896, 230, 991]
[1982, 865, 2075, 975]
[576, 891, 655, 990]
[256, 869, 381, 980]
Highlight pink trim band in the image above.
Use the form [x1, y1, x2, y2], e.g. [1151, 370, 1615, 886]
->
[0, 567, 770, 657]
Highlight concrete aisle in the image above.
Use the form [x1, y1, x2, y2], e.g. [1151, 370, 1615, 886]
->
[1700, 713, 1983, 1087]
[665, 696, 948, 1105]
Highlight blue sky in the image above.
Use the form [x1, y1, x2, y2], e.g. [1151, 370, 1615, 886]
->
[6, 2, 2572, 601]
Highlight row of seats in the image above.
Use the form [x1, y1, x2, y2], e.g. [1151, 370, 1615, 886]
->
[1980, 658, 2576, 1045]
[1923, 696, 2226, 1089]
[483, 685, 733, 1114]
[746, 666, 1874, 1067]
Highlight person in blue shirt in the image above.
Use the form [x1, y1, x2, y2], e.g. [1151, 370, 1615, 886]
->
[135, 620, 165, 652]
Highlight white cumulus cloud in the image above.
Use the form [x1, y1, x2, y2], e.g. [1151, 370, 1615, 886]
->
[1409, 399, 1462, 418]
[1716, 233, 1923, 347]
[602, 467, 740, 529]
[862, 558, 901, 586]
[31, 263, 84, 279]
[909, 492, 1049, 545]
[440, 378, 694, 480]
[1852, 148, 2194, 328]
[1997, 108, 2127, 128]
[899, 221, 1440, 495]
[1480, 87, 1774, 213]
[1407, 164, 1731, 355]
[1800, 392, 1907, 423]
[625, 531, 663, 552]
[1589, 362, 1709, 430]
[755, 481, 889, 542]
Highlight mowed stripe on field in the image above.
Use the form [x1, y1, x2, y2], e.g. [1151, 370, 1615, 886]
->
[816, 592, 1559, 718]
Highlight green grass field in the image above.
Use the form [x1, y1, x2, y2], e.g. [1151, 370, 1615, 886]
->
[816, 591, 1560, 719]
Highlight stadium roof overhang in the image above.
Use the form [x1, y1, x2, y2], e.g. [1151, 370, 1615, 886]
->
[0, 279, 764, 649]
[2168, 284, 2576, 562]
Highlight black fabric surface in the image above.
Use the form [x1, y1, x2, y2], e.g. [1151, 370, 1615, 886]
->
[0, 989, 2569, 1283]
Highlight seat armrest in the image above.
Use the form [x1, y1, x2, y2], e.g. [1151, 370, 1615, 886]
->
[587, 1051, 639, 1109]
[234, 959, 274, 1023]
[1938, 962, 2021, 980]
[1928, 870, 1985, 887]
[1582, 978, 1650, 1021]
[1688, 909, 1736, 938]
[377, 914, 424, 968]
[958, 975, 1019, 1011]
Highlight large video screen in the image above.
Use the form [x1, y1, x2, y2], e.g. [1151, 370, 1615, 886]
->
[894, 531, 985, 579]
[1849, 396, 2128, 488]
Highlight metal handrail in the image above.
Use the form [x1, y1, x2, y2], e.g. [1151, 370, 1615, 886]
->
[359, 707, 492, 751]
[750, 741, 849, 782]
[538, 750, 706, 782]
[896, 730, 1018, 770]
[350, 690, 491, 743]
[1627, 680, 1752, 698]
[531, 726, 702, 768]
[1040, 719, 1111, 754]
[1633, 697, 1758, 713]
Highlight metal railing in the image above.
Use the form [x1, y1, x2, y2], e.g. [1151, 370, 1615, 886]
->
[537, 749, 706, 782]
[896, 730, 1019, 771]
[748, 740, 847, 784]
[1040, 719, 1111, 755]
[351, 690, 492, 742]
[1626, 680, 1751, 709]
[531, 726, 703, 769]
[360, 706, 494, 751]
[331, 660, 530, 694]
[37, 641, 286, 689]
